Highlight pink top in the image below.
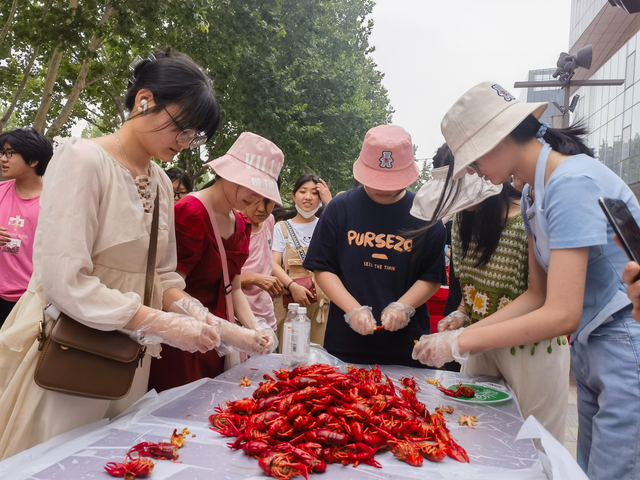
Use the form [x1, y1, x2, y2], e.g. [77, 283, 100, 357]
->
[0, 180, 40, 301]
[241, 214, 277, 329]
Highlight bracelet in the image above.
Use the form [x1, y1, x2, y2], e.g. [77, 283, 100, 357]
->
[286, 280, 295, 290]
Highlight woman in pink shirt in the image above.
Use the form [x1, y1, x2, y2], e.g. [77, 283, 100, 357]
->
[240, 195, 283, 330]
[0, 128, 53, 326]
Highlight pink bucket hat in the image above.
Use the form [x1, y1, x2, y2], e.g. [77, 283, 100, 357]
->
[205, 132, 284, 205]
[353, 125, 419, 190]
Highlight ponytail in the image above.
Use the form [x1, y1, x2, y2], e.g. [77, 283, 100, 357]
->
[510, 115, 593, 157]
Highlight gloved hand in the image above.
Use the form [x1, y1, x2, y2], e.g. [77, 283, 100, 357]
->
[437, 310, 470, 332]
[255, 317, 278, 354]
[381, 302, 415, 332]
[217, 321, 268, 356]
[344, 306, 376, 336]
[411, 328, 470, 368]
[128, 310, 221, 353]
[169, 296, 222, 327]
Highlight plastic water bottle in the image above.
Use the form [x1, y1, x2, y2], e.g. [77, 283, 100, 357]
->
[281, 303, 299, 367]
[291, 306, 311, 364]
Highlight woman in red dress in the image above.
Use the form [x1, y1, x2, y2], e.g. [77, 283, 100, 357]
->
[149, 133, 284, 392]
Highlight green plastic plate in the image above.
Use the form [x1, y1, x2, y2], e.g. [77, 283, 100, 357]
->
[443, 383, 512, 404]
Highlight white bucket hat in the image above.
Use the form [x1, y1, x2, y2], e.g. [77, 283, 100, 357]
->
[410, 166, 503, 223]
[441, 82, 548, 180]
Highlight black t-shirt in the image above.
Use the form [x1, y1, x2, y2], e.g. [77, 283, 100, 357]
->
[303, 186, 447, 366]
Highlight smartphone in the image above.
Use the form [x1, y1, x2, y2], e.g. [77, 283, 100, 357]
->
[599, 197, 640, 263]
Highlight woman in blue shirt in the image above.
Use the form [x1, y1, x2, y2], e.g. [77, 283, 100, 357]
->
[412, 82, 640, 480]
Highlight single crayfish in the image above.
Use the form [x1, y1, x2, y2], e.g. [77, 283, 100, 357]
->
[105, 456, 154, 479]
[258, 449, 309, 480]
[127, 442, 179, 461]
[386, 439, 423, 466]
[438, 382, 476, 398]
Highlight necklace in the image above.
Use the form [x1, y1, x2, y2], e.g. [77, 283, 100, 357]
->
[114, 131, 153, 211]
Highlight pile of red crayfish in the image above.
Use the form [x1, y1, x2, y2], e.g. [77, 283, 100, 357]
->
[105, 428, 188, 479]
[209, 364, 469, 479]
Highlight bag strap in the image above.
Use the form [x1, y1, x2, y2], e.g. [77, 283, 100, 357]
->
[143, 187, 160, 307]
[189, 192, 235, 323]
[284, 220, 306, 262]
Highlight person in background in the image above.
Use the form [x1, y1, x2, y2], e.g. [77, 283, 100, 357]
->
[240, 189, 283, 332]
[303, 125, 447, 366]
[166, 167, 193, 203]
[148, 132, 280, 392]
[0, 49, 225, 460]
[272, 173, 332, 348]
[413, 82, 640, 480]
[0, 128, 53, 327]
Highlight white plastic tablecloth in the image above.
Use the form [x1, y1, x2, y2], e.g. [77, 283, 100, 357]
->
[0, 353, 551, 480]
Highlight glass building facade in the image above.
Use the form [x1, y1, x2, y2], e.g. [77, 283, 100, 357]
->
[525, 69, 564, 125]
[573, 33, 640, 185]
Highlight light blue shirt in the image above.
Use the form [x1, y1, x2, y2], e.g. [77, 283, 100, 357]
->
[522, 143, 640, 344]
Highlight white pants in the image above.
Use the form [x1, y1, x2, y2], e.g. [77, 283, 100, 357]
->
[462, 341, 570, 443]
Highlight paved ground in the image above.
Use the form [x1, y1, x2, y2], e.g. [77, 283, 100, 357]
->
[564, 360, 578, 460]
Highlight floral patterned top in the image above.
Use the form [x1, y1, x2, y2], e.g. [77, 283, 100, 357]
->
[452, 213, 528, 324]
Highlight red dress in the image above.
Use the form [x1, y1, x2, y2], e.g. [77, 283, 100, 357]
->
[148, 195, 251, 393]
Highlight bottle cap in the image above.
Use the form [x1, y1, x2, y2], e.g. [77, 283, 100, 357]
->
[288, 303, 299, 311]
[298, 307, 307, 314]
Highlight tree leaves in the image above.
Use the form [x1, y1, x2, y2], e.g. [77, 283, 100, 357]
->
[1, 0, 392, 193]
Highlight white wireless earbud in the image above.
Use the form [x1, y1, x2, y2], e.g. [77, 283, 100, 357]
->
[138, 99, 148, 113]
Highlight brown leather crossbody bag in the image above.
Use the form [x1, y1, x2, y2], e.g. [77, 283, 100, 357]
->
[34, 190, 159, 400]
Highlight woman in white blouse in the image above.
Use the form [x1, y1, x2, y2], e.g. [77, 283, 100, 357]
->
[0, 49, 252, 460]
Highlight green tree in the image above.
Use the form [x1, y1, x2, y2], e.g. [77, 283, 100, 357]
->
[0, 0, 392, 193]
[407, 159, 432, 193]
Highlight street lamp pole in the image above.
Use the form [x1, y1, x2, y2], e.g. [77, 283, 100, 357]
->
[513, 45, 624, 128]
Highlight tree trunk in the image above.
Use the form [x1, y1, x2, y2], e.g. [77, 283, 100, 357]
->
[46, 4, 115, 138]
[32, 0, 79, 133]
[0, 46, 39, 132]
[0, 0, 18, 46]
[32, 46, 63, 133]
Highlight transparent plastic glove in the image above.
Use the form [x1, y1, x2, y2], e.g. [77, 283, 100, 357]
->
[344, 306, 376, 336]
[381, 302, 415, 332]
[255, 317, 278, 354]
[217, 321, 268, 356]
[169, 296, 222, 328]
[129, 310, 221, 354]
[437, 310, 470, 332]
[411, 328, 470, 368]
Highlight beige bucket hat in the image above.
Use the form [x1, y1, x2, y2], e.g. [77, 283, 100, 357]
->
[441, 82, 548, 180]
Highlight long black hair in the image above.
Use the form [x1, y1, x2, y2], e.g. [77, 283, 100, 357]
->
[510, 114, 593, 157]
[457, 181, 522, 267]
[125, 48, 221, 142]
[272, 173, 323, 222]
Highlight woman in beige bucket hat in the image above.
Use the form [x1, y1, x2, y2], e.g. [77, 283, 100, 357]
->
[413, 82, 640, 480]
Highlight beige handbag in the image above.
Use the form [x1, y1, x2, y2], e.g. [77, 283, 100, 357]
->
[34, 190, 159, 400]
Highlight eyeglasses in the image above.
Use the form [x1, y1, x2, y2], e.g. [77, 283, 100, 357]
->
[174, 190, 189, 199]
[0, 149, 16, 159]
[163, 108, 208, 149]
